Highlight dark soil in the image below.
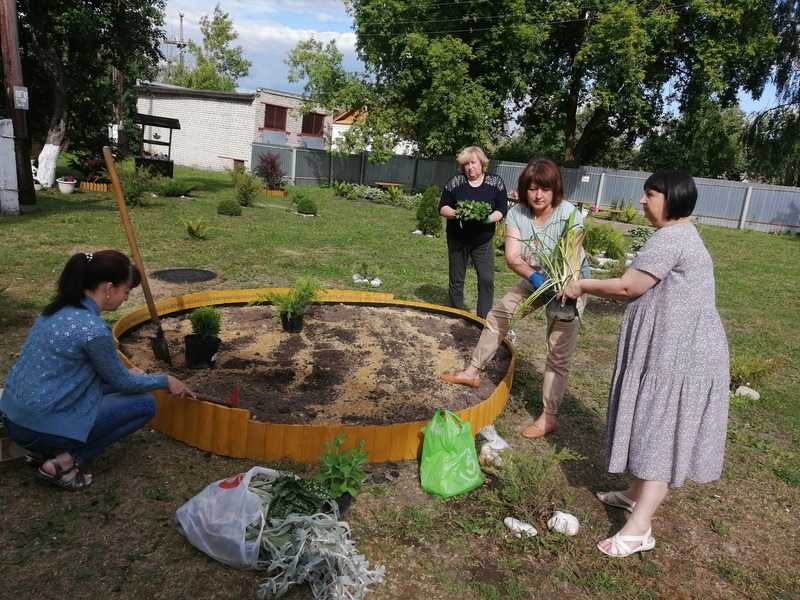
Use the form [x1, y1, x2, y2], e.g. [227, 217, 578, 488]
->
[119, 304, 511, 425]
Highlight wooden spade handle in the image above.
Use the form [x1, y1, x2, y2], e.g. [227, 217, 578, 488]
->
[102, 146, 161, 323]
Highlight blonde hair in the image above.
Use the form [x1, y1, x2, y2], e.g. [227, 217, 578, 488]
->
[456, 146, 489, 174]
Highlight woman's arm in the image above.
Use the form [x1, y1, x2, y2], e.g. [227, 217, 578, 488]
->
[486, 210, 504, 223]
[439, 205, 458, 219]
[563, 268, 659, 302]
[504, 226, 536, 280]
[85, 334, 169, 392]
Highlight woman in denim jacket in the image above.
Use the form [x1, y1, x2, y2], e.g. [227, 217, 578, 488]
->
[1, 250, 193, 490]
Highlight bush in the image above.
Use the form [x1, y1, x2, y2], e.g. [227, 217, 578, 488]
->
[583, 221, 625, 259]
[266, 278, 320, 319]
[183, 218, 208, 240]
[217, 198, 242, 216]
[190, 306, 221, 338]
[68, 153, 109, 183]
[254, 152, 285, 190]
[619, 203, 639, 224]
[333, 180, 353, 197]
[119, 166, 152, 207]
[629, 226, 654, 251]
[416, 185, 442, 235]
[158, 177, 196, 198]
[295, 195, 318, 215]
[385, 186, 406, 206]
[235, 171, 261, 207]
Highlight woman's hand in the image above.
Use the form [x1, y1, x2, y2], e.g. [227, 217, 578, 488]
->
[167, 375, 196, 398]
[561, 279, 583, 301]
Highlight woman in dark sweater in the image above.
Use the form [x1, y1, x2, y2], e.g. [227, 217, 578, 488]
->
[439, 146, 508, 318]
[0, 250, 193, 491]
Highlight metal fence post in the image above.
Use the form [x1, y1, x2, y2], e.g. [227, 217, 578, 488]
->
[594, 172, 605, 209]
[359, 151, 366, 185]
[328, 151, 333, 185]
[738, 186, 752, 230]
[290, 147, 297, 184]
[411, 155, 419, 191]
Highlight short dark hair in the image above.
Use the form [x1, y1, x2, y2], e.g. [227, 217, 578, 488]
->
[517, 158, 564, 207]
[643, 168, 697, 220]
[43, 250, 141, 316]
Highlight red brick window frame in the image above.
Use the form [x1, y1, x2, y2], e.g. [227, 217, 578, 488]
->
[301, 112, 325, 137]
[263, 104, 288, 131]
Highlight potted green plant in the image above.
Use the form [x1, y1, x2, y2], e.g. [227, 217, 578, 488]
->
[515, 210, 586, 322]
[267, 278, 319, 332]
[313, 434, 368, 516]
[55, 175, 77, 194]
[184, 306, 222, 368]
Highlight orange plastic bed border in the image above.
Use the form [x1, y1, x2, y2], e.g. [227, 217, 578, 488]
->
[113, 289, 515, 463]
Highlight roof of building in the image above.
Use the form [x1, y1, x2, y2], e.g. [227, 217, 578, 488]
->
[333, 108, 366, 125]
[136, 81, 256, 102]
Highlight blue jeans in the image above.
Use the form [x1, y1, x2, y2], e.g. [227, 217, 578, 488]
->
[4, 392, 156, 468]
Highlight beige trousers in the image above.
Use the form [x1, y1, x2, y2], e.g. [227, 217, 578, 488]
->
[470, 279, 581, 415]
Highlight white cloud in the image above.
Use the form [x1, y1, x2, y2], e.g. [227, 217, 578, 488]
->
[235, 22, 357, 53]
[162, 0, 360, 93]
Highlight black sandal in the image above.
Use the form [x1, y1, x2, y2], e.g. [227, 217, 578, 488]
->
[37, 462, 92, 491]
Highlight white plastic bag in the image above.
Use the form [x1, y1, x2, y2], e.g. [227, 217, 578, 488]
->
[175, 466, 280, 569]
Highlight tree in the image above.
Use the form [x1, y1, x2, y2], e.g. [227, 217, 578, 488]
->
[637, 103, 748, 179]
[16, 0, 165, 186]
[291, 1, 778, 165]
[167, 4, 250, 92]
[744, 0, 799, 186]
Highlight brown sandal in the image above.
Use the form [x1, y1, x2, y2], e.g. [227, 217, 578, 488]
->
[37, 462, 92, 491]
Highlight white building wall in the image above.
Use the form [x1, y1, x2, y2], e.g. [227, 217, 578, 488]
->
[136, 95, 255, 171]
[0, 119, 19, 216]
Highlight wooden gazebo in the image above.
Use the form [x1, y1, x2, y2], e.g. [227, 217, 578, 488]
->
[133, 112, 181, 178]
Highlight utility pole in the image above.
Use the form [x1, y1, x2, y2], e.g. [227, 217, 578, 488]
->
[0, 0, 35, 205]
[164, 13, 189, 78]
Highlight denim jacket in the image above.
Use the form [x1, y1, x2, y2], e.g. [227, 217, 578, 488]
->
[0, 296, 167, 441]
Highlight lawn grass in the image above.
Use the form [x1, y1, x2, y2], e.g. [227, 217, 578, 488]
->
[1, 163, 798, 600]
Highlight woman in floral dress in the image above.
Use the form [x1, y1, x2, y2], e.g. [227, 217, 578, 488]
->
[562, 169, 730, 557]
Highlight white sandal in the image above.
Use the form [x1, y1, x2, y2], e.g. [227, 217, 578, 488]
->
[597, 528, 656, 558]
[596, 490, 636, 513]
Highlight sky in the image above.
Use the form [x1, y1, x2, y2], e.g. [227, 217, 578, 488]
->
[161, 0, 360, 93]
[161, 1, 780, 115]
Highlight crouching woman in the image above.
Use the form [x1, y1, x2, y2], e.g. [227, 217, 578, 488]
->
[0, 250, 193, 491]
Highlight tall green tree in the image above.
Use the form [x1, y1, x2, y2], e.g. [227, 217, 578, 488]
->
[744, 0, 799, 186]
[637, 103, 748, 179]
[168, 4, 251, 92]
[16, 0, 165, 185]
[290, 1, 778, 165]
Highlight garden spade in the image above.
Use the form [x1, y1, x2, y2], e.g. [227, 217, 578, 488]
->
[102, 146, 172, 365]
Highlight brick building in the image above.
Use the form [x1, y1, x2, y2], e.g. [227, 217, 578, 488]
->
[135, 82, 333, 171]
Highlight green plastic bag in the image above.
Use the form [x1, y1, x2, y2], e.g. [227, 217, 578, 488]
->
[420, 409, 484, 498]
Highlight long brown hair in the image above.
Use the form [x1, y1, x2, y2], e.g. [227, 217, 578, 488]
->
[43, 250, 141, 316]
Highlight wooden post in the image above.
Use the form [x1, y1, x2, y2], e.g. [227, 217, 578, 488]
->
[0, 0, 35, 205]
